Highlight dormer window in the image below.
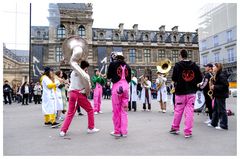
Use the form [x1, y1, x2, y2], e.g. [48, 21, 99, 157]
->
[187, 36, 190, 43]
[115, 33, 119, 40]
[99, 32, 104, 39]
[37, 31, 41, 37]
[160, 35, 163, 42]
[130, 33, 134, 41]
[144, 34, 149, 41]
[173, 35, 177, 42]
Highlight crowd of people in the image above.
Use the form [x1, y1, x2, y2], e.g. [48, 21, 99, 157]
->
[3, 48, 230, 139]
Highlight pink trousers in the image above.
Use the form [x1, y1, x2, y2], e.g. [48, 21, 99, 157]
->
[94, 83, 103, 112]
[61, 90, 94, 133]
[171, 94, 196, 135]
[111, 80, 129, 135]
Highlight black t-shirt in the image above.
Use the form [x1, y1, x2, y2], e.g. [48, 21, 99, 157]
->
[203, 72, 212, 93]
[107, 60, 131, 84]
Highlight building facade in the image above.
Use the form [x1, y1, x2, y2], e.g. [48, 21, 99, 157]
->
[198, 3, 237, 85]
[3, 43, 29, 85]
[31, 3, 199, 82]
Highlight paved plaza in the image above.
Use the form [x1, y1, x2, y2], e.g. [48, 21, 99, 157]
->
[3, 96, 237, 156]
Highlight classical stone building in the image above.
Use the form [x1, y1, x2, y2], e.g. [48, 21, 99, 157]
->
[3, 43, 29, 85]
[31, 3, 199, 82]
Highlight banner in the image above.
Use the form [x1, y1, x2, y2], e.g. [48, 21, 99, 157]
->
[31, 45, 45, 82]
[97, 47, 107, 74]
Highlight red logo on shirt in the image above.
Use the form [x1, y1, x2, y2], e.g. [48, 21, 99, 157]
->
[182, 70, 195, 82]
[117, 66, 128, 78]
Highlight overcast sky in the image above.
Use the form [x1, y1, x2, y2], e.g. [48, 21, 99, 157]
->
[0, 0, 235, 50]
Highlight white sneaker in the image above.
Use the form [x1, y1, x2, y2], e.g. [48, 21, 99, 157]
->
[207, 123, 213, 127]
[110, 131, 121, 137]
[121, 134, 128, 137]
[204, 119, 211, 124]
[98, 111, 103, 114]
[87, 128, 100, 134]
[58, 117, 64, 121]
[59, 131, 66, 137]
[215, 126, 224, 130]
[94, 112, 98, 115]
[162, 110, 166, 113]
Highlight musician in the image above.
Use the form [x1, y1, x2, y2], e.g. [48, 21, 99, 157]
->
[41, 67, 61, 128]
[169, 49, 202, 138]
[197, 63, 213, 124]
[128, 72, 138, 111]
[91, 68, 106, 115]
[169, 81, 175, 109]
[60, 51, 100, 136]
[141, 76, 152, 111]
[156, 71, 168, 113]
[107, 51, 131, 137]
[208, 63, 229, 130]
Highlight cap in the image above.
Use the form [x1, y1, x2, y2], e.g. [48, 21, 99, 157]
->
[204, 63, 213, 67]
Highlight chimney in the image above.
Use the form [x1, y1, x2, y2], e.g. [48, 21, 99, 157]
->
[119, 23, 124, 35]
[159, 25, 165, 32]
[133, 24, 138, 32]
[172, 26, 178, 32]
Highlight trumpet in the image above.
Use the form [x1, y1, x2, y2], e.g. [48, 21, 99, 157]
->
[139, 75, 148, 87]
[208, 76, 215, 99]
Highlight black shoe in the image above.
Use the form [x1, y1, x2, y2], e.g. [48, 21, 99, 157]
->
[78, 113, 84, 116]
[169, 129, 180, 135]
[51, 122, 61, 128]
[44, 122, 52, 126]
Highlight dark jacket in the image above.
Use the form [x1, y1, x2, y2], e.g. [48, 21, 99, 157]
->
[213, 71, 229, 98]
[172, 60, 202, 95]
[3, 84, 12, 93]
[107, 60, 131, 84]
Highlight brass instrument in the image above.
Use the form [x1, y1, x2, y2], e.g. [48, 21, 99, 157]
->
[139, 75, 148, 87]
[156, 58, 172, 90]
[208, 76, 215, 99]
[156, 58, 172, 75]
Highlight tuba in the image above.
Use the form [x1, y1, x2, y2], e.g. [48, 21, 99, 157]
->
[62, 36, 90, 95]
[156, 58, 172, 90]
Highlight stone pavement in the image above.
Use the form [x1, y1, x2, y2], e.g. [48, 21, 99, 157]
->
[3, 96, 237, 156]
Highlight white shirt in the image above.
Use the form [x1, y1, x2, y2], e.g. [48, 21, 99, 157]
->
[24, 85, 29, 94]
[69, 70, 90, 93]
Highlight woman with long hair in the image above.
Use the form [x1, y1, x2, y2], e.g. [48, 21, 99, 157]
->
[208, 63, 229, 130]
[55, 70, 67, 120]
[21, 81, 29, 105]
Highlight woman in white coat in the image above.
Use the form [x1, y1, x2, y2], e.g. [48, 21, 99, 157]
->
[41, 67, 61, 128]
[141, 76, 152, 111]
[128, 75, 138, 111]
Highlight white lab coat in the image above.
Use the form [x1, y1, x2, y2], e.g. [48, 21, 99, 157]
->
[156, 76, 168, 102]
[141, 80, 152, 104]
[41, 75, 57, 115]
[55, 78, 63, 111]
[129, 77, 138, 102]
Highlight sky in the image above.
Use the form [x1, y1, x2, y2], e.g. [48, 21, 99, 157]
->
[0, 0, 235, 50]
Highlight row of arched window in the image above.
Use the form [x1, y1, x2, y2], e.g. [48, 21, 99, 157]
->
[57, 24, 86, 38]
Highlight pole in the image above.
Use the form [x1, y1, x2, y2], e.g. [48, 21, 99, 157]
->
[29, 3, 32, 82]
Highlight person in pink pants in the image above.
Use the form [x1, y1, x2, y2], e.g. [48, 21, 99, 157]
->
[170, 49, 202, 138]
[107, 51, 131, 137]
[60, 61, 100, 137]
[91, 69, 106, 114]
